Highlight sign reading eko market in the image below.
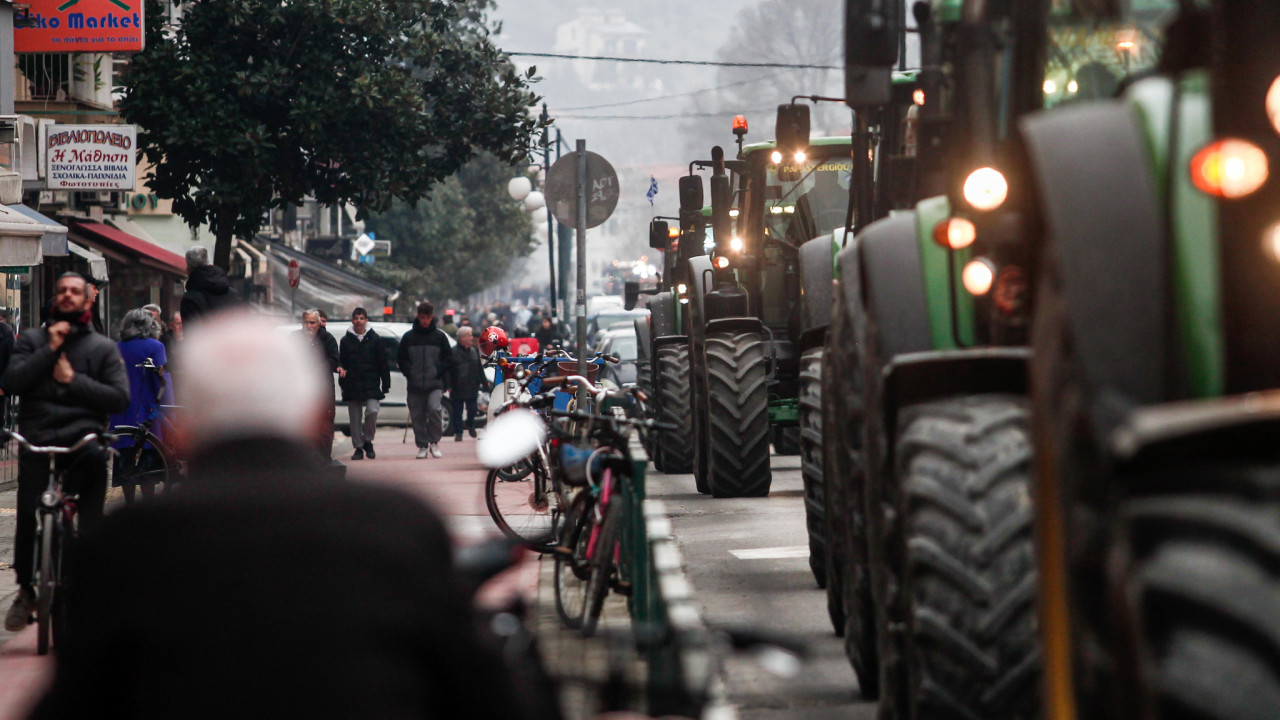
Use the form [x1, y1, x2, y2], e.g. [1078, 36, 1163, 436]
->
[15, 0, 144, 53]
[44, 125, 137, 191]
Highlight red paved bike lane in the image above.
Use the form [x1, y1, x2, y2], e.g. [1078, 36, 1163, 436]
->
[0, 431, 535, 719]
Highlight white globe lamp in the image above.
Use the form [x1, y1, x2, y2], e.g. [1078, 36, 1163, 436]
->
[523, 190, 546, 211]
[507, 176, 532, 202]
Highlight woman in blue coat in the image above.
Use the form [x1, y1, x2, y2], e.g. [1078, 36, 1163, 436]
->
[110, 309, 171, 503]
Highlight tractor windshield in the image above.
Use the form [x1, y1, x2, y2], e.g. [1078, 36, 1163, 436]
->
[759, 148, 853, 247]
[1043, 0, 1181, 107]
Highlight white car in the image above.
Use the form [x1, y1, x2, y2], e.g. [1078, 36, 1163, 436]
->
[279, 321, 464, 432]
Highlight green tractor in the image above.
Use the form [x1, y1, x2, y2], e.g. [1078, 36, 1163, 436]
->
[806, 0, 1068, 715]
[675, 125, 855, 497]
[1017, 2, 1280, 719]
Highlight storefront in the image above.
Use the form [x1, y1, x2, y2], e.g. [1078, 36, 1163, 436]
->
[68, 220, 186, 338]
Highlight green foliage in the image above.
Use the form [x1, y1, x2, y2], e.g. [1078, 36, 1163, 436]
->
[121, 0, 544, 267]
[358, 153, 536, 301]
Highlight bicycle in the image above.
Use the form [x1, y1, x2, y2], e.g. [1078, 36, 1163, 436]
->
[5, 428, 115, 655]
[110, 357, 180, 501]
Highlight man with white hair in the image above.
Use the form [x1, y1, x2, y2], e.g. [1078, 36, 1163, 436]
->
[179, 245, 241, 330]
[447, 326, 486, 442]
[29, 314, 528, 719]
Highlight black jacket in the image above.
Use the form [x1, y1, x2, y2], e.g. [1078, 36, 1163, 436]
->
[1, 321, 130, 445]
[297, 328, 340, 400]
[30, 438, 529, 720]
[397, 319, 454, 394]
[339, 328, 390, 402]
[448, 344, 487, 398]
[180, 264, 242, 328]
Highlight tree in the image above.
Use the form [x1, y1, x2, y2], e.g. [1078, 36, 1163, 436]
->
[357, 153, 536, 302]
[121, 0, 543, 269]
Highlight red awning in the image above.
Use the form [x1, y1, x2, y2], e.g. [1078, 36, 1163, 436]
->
[72, 221, 186, 276]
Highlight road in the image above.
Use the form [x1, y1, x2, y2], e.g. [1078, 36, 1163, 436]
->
[646, 453, 876, 719]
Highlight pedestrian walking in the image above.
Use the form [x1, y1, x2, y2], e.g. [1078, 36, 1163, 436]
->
[2, 273, 130, 631]
[441, 310, 459, 339]
[339, 307, 390, 460]
[297, 308, 340, 460]
[397, 301, 453, 459]
[180, 245, 242, 330]
[27, 315, 530, 720]
[534, 316, 559, 350]
[109, 309, 170, 503]
[448, 327, 488, 442]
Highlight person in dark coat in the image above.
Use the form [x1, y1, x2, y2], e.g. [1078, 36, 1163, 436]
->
[397, 301, 453, 459]
[3, 273, 130, 632]
[298, 308, 339, 460]
[339, 307, 390, 460]
[179, 245, 242, 329]
[447, 326, 488, 441]
[28, 315, 529, 720]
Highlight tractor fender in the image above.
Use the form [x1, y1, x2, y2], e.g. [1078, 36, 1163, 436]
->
[705, 317, 764, 337]
[798, 231, 840, 350]
[635, 315, 652, 370]
[687, 255, 714, 343]
[648, 293, 676, 340]
[881, 348, 1030, 448]
[1110, 390, 1280, 468]
[1020, 102, 1168, 434]
[838, 211, 931, 364]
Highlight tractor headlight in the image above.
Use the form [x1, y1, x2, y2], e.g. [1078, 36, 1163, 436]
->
[962, 258, 996, 296]
[933, 218, 976, 250]
[677, 283, 688, 294]
[714, 256, 730, 269]
[1268, 75, 1280, 136]
[771, 150, 783, 164]
[963, 168, 1009, 211]
[729, 236, 744, 253]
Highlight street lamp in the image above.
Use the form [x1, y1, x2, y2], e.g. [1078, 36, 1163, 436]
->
[508, 103, 562, 319]
[507, 176, 532, 203]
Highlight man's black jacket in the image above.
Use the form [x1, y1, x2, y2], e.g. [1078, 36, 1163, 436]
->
[0, 322, 129, 445]
[397, 319, 454, 394]
[448, 344, 487, 399]
[31, 438, 529, 720]
[180, 264, 242, 328]
[339, 328, 390, 402]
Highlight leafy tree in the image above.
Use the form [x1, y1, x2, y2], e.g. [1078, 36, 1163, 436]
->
[121, 0, 543, 269]
[357, 153, 536, 302]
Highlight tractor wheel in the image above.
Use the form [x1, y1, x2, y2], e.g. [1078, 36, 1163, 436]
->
[1124, 489, 1280, 720]
[691, 345, 711, 495]
[653, 344, 694, 475]
[824, 282, 877, 694]
[887, 395, 1040, 720]
[705, 331, 772, 498]
[798, 347, 827, 589]
[773, 426, 802, 456]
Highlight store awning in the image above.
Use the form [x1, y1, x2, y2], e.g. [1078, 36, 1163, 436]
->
[68, 241, 108, 281]
[72, 221, 186, 276]
[0, 205, 47, 267]
[7, 204, 68, 257]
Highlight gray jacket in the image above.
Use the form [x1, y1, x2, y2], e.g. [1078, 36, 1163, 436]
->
[2, 322, 130, 445]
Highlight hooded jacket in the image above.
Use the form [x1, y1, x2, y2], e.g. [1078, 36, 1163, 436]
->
[2, 320, 130, 445]
[180, 264, 242, 328]
[397, 318, 454, 394]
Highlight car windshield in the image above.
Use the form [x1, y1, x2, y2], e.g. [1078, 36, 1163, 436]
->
[764, 149, 852, 247]
[1044, 0, 1181, 107]
[595, 313, 638, 330]
[610, 336, 638, 361]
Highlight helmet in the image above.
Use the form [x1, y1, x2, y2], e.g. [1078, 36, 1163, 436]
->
[480, 326, 509, 355]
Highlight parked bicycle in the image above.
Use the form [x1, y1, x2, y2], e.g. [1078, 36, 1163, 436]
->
[4, 428, 115, 654]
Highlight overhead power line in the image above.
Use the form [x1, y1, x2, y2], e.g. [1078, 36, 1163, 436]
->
[508, 51, 840, 70]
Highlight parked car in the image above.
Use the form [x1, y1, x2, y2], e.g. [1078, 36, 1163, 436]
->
[587, 309, 649, 350]
[595, 327, 638, 388]
[278, 321, 483, 433]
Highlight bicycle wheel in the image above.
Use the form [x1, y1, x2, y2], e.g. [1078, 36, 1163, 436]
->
[555, 493, 594, 629]
[485, 460, 560, 547]
[582, 503, 621, 638]
[111, 427, 173, 492]
[35, 515, 55, 655]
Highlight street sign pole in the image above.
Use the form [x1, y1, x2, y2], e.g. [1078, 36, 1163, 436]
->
[542, 103, 557, 319]
[576, 139, 588, 399]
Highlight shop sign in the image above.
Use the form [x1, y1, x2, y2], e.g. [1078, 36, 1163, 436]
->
[43, 124, 137, 191]
[15, 0, 144, 53]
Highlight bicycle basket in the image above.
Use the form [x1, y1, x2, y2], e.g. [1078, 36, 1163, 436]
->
[555, 361, 599, 383]
[559, 443, 595, 486]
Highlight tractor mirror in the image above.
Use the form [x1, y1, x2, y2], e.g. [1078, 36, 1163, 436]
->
[679, 175, 704, 213]
[775, 104, 811, 153]
[624, 281, 640, 311]
[649, 220, 670, 249]
[844, 0, 900, 108]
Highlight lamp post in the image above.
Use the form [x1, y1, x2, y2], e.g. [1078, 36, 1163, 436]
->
[508, 103, 561, 318]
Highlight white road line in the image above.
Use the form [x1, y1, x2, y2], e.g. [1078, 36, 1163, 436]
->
[730, 546, 809, 560]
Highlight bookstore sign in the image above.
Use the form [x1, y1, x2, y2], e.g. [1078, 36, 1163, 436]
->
[43, 125, 137, 191]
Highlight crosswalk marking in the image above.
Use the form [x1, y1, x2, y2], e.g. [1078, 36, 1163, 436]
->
[730, 546, 809, 560]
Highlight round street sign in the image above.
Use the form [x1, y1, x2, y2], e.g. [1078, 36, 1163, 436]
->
[288, 259, 300, 288]
[545, 151, 620, 230]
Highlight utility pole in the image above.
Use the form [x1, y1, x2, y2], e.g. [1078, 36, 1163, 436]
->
[541, 103, 557, 319]
[575, 139, 588, 394]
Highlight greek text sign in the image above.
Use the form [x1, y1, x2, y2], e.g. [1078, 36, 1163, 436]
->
[15, 0, 144, 53]
[44, 125, 137, 190]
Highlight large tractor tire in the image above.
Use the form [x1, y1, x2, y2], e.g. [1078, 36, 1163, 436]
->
[773, 426, 802, 456]
[885, 395, 1040, 720]
[824, 281, 877, 695]
[798, 347, 828, 589]
[691, 346, 711, 495]
[653, 344, 694, 475]
[705, 330, 772, 498]
[1125, 488, 1280, 720]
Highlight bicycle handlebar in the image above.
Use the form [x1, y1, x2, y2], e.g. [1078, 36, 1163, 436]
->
[546, 408, 678, 433]
[0, 429, 115, 455]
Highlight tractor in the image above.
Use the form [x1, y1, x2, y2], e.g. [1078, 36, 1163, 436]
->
[1016, 1, 1280, 719]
